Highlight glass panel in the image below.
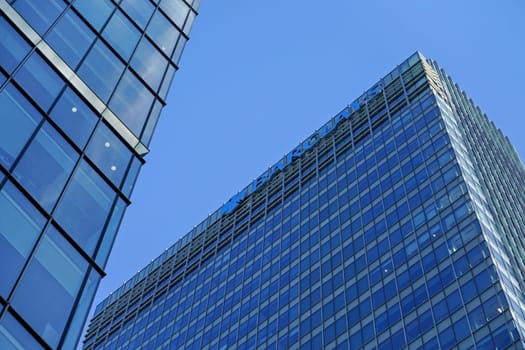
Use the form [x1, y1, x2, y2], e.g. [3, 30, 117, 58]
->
[0, 312, 44, 350]
[173, 35, 187, 65]
[61, 268, 102, 350]
[140, 98, 162, 146]
[131, 38, 168, 92]
[147, 11, 179, 57]
[73, 0, 113, 31]
[13, 123, 78, 212]
[78, 40, 124, 102]
[13, 0, 65, 35]
[121, 156, 142, 197]
[86, 122, 132, 187]
[15, 53, 64, 111]
[0, 181, 45, 298]
[159, 0, 188, 29]
[55, 160, 116, 255]
[109, 70, 154, 137]
[120, 0, 154, 29]
[11, 226, 88, 348]
[0, 17, 31, 73]
[0, 85, 41, 168]
[95, 197, 126, 267]
[102, 10, 140, 61]
[159, 63, 176, 99]
[45, 10, 95, 69]
[49, 88, 98, 149]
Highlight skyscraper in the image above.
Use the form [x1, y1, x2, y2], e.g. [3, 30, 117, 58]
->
[85, 52, 525, 350]
[0, 0, 199, 349]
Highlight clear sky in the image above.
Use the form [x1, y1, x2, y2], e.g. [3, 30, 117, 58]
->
[88, 0, 525, 326]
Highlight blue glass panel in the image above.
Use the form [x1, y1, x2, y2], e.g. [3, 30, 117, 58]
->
[159, 63, 176, 99]
[86, 122, 132, 187]
[13, 0, 65, 35]
[61, 268, 102, 350]
[55, 160, 116, 255]
[11, 226, 88, 348]
[0, 312, 44, 350]
[45, 9, 95, 69]
[0, 181, 45, 298]
[78, 40, 124, 102]
[95, 197, 126, 267]
[147, 11, 179, 57]
[131, 38, 168, 92]
[13, 123, 78, 212]
[102, 10, 140, 60]
[15, 53, 64, 111]
[159, 0, 188, 29]
[73, 0, 113, 31]
[0, 85, 41, 168]
[49, 88, 98, 149]
[109, 70, 154, 136]
[0, 17, 31, 73]
[121, 0, 154, 29]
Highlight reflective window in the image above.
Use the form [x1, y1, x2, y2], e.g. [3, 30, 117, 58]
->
[0, 85, 41, 168]
[49, 88, 98, 149]
[0, 181, 45, 298]
[73, 0, 113, 31]
[45, 10, 95, 69]
[0, 312, 44, 350]
[55, 160, 116, 255]
[131, 38, 168, 92]
[11, 226, 88, 348]
[78, 40, 124, 102]
[102, 10, 140, 61]
[159, 63, 176, 99]
[0, 17, 31, 73]
[141, 100, 162, 146]
[61, 268, 102, 349]
[173, 35, 187, 64]
[14, 123, 78, 212]
[109, 70, 154, 137]
[159, 0, 188, 29]
[95, 197, 126, 266]
[147, 11, 179, 57]
[121, 156, 142, 197]
[13, 0, 65, 35]
[86, 122, 132, 187]
[15, 53, 65, 111]
[121, 0, 154, 29]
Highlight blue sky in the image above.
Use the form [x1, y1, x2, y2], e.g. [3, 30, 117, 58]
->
[90, 0, 525, 315]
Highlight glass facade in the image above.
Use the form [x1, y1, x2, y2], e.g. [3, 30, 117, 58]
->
[0, 0, 199, 348]
[85, 53, 525, 350]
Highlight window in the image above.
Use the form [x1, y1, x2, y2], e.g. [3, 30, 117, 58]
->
[0, 312, 44, 350]
[11, 226, 88, 348]
[147, 11, 179, 57]
[54, 160, 116, 255]
[109, 69, 154, 137]
[13, 0, 65, 35]
[86, 122, 132, 187]
[121, 0, 154, 29]
[45, 10, 95, 69]
[0, 85, 41, 168]
[0, 182, 45, 298]
[14, 123, 78, 212]
[0, 17, 31, 73]
[131, 38, 168, 92]
[102, 10, 140, 60]
[49, 88, 98, 149]
[78, 40, 124, 102]
[15, 53, 65, 111]
[159, 0, 189, 29]
[73, 0, 113, 31]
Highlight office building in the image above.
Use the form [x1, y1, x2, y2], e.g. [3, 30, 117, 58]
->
[0, 0, 199, 348]
[84, 52, 525, 350]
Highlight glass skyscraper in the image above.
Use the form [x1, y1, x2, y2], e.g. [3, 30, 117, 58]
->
[85, 52, 525, 350]
[0, 0, 199, 349]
